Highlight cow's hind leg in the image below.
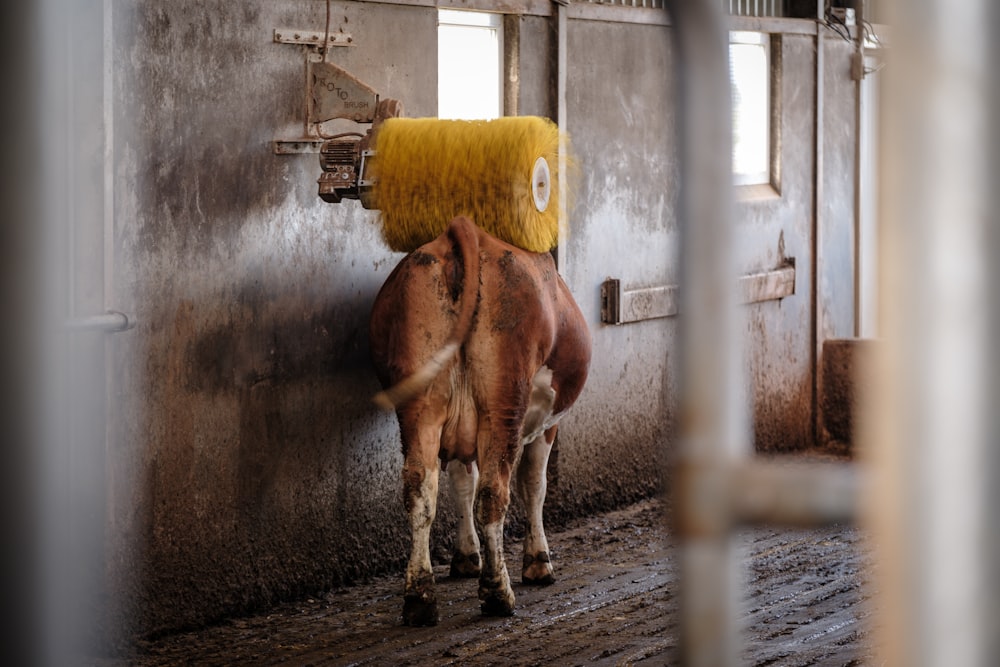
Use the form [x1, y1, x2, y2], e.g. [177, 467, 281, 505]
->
[400, 422, 443, 626]
[446, 459, 481, 578]
[475, 426, 518, 617]
[517, 425, 557, 585]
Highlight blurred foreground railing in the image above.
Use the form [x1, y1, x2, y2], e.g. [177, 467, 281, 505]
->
[668, 1, 1000, 666]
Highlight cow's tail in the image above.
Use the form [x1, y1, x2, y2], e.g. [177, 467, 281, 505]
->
[373, 217, 481, 411]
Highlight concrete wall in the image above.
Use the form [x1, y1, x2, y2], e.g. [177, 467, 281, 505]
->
[73, 1, 863, 646]
[737, 33, 818, 452]
[558, 17, 677, 510]
[106, 0, 436, 641]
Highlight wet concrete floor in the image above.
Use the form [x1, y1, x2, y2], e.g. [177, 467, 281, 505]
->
[108, 493, 873, 666]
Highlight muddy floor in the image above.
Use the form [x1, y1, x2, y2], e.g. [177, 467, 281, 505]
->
[105, 494, 874, 666]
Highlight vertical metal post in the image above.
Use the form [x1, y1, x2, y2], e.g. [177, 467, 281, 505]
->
[866, 0, 1000, 665]
[556, 2, 568, 255]
[851, 2, 864, 338]
[550, 1, 570, 277]
[811, 19, 825, 449]
[667, 1, 747, 665]
[502, 15, 520, 117]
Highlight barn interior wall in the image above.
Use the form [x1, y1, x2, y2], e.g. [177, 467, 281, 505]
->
[738, 32, 818, 452]
[105, 0, 439, 643]
[89, 1, 861, 645]
[555, 17, 677, 514]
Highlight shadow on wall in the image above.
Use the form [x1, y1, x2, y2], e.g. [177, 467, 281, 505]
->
[118, 282, 414, 641]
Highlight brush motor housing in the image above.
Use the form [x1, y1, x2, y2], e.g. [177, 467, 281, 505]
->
[316, 98, 402, 208]
[317, 137, 374, 206]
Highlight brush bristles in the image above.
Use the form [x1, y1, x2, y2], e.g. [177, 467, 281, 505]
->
[371, 116, 564, 253]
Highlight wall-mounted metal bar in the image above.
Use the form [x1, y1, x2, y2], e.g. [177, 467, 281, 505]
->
[600, 263, 794, 324]
[738, 262, 795, 303]
[601, 281, 677, 324]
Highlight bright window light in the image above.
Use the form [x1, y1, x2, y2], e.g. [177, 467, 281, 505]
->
[730, 31, 771, 186]
[438, 10, 502, 120]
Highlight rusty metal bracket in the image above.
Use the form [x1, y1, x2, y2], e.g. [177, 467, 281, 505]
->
[272, 25, 380, 154]
[600, 279, 622, 324]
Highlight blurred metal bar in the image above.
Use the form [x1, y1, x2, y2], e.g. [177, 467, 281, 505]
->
[673, 460, 862, 550]
[866, 1, 1000, 665]
[63, 310, 134, 333]
[730, 460, 862, 526]
[666, 0, 745, 664]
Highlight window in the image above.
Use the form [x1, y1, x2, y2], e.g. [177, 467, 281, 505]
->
[729, 31, 771, 187]
[438, 10, 503, 120]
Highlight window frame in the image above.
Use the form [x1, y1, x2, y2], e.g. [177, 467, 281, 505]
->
[437, 9, 504, 120]
[729, 30, 776, 191]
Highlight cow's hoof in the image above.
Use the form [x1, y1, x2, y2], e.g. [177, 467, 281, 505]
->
[402, 594, 439, 627]
[478, 575, 515, 617]
[450, 550, 482, 578]
[403, 573, 438, 626]
[522, 552, 555, 585]
[479, 592, 516, 617]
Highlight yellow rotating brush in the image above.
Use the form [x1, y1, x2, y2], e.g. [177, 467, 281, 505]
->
[370, 116, 563, 253]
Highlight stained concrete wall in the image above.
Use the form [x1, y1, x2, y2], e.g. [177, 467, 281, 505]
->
[106, 0, 436, 641]
[557, 17, 677, 512]
[816, 34, 862, 446]
[737, 33, 818, 452]
[83, 1, 863, 646]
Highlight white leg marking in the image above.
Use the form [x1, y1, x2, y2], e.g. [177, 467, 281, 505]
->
[518, 365, 557, 581]
[480, 520, 513, 600]
[447, 459, 480, 558]
[405, 460, 439, 591]
[517, 433, 552, 562]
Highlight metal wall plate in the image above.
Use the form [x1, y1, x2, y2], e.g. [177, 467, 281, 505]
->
[273, 29, 353, 47]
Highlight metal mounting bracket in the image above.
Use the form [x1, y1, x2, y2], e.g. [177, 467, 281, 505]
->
[272, 27, 363, 154]
[273, 28, 353, 48]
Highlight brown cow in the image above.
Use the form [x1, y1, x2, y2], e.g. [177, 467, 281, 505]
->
[369, 216, 591, 626]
